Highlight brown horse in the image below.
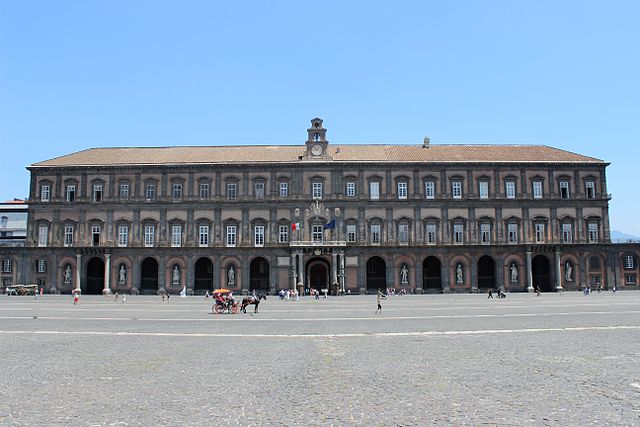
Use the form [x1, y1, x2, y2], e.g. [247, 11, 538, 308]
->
[241, 293, 267, 313]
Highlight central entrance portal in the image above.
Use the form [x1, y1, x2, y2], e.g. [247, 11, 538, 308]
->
[306, 258, 329, 291]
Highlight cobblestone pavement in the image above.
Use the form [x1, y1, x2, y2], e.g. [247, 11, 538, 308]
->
[1, 291, 639, 426]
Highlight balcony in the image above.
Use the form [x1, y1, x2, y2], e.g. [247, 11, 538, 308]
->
[290, 240, 346, 247]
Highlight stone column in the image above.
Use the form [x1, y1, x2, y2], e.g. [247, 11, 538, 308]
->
[103, 253, 111, 294]
[415, 260, 423, 294]
[526, 250, 534, 292]
[290, 252, 297, 290]
[331, 251, 338, 285]
[555, 250, 563, 291]
[339, 250, 345, 292]
[75, 254, 82, 293]
[297, 251, 304, 288]
[471, 255, 478, 292]
[158, 256, 166, 294]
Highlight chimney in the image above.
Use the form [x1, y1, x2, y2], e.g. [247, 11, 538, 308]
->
[423, 136, 430, 148]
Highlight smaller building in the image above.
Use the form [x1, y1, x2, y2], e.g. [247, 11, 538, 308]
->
[0, 199, 27, 247]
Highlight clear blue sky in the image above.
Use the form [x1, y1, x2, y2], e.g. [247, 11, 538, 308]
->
[1, 1, 638, 234]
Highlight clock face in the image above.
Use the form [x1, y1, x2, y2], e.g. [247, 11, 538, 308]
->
[311, 144, 322, 156]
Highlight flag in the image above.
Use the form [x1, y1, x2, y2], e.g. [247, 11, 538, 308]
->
[323, 219, 336, 230]
[292, 222, 300, 231]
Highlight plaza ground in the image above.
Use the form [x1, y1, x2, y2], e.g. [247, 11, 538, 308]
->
[1, 291, 639, 425]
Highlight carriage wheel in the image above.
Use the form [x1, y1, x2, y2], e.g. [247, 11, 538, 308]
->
[231, 304, 239, 314]
[214, 304, 224, 314]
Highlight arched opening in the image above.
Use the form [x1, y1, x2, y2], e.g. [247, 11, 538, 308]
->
[307, 257, 329, 291]
[194, 257, 213, 294]
[477, 255, 496, 290]
[249, 257, 269, 292]
[85, 257, 104, 295]
[140, 257, 159, 294]
[366, 256, 386, 293]
[423, 256, 442, 292]
[532, 255, 552, 292]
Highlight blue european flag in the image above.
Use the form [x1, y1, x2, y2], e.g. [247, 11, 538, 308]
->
[323, 219, 336, 229]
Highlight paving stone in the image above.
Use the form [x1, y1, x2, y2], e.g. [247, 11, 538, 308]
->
[1, 292, 639, 425]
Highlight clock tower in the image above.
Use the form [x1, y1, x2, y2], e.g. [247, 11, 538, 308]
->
[305, 117, 329, 159]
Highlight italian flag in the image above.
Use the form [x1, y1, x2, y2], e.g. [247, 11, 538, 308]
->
[291, 222, 300, 231]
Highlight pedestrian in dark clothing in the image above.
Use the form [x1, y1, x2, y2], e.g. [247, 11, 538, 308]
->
[488, 288, 494, 299]
[375, 289, 383, 313]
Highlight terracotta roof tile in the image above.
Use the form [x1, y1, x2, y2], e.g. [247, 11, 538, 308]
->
[30, 144, 603, 167]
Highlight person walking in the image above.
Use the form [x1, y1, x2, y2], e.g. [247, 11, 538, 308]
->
[375, 289, 383, 314]
[488, 288, 494, 299]
[73, 292, 79, 306]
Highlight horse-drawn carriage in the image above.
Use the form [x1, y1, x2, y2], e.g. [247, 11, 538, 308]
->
[210, 289, 268, 314]
[212, 289, 239, 314]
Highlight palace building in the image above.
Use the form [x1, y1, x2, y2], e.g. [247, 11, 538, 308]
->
[1, 118, 639, 294]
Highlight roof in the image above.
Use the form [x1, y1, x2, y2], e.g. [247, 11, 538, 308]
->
[30, 144, 604, 168]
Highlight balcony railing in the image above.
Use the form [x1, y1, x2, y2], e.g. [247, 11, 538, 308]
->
[290, 240, 346, 247]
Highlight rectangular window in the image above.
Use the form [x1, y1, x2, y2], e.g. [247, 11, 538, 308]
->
[41, 185, 50, 202]
[173, 183, 183, 200]
[585, 181, 596, 199]
[452, 181, 462, 199]
[560, 181, 570, 199]
[480, 223, 491, 244]
[562, 223, 572, 243]
[227, 183, 237, 200]
[507, 223, 518, 243]
[279, 225, 288, 243]
[625, 255, 634, 269]
[38, 225, 48, 247]
[93, 184, 103, 202]
[426, 223, 437, 244]
[535, 223, 545, 243]
[453, 224, 464, 244]
[2, 259, 12, 273]
[144, 225, 155, 247]
[369, 182, 380, 200]
[533, 181, 543, 199]
[588, 223, 599, 243]
[346, 182, 356, 197]
[199, 183, 210, 199]
[347, 224, 356, 242]
[91, 225, 101, 246]
[64, 225, 74, 247]
[199, 225, 209, 247]
[371, 224, 381, 244]
[66, 185, 76, 202]
[505, 181, 516, 199]
[312, 182, 323, 199]
[119, 184, 129, 199]
[171, 225, 182, 247]
[118, 225, 128, 247]
[397, 182, 407, 199]
[254, 225, 264, 247]
[146, 184, 156, 200]
[312, 224, 323, 242]
[254, 182, 265, 199]
[478, 181, 489, 199]
[36, 259, 46, 273]
[226, 226, 236, 247]
[626, 274, 637, 285]
[398, 224, 409, 244]
[425, 181, 435, 199]
[279, 182, 288, 197]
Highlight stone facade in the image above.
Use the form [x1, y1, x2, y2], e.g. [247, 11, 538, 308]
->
[1, 118, 639, 294]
